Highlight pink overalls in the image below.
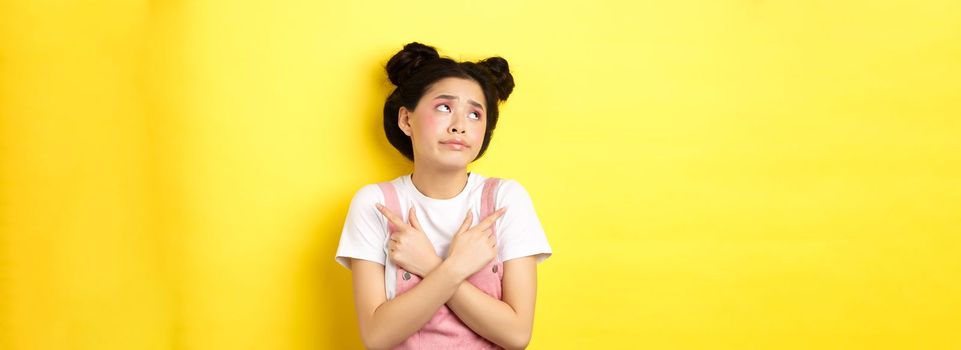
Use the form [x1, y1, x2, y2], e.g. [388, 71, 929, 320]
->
[376, 177, 505, 350]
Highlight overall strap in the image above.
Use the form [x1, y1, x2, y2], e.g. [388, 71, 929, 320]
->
[480, 177, 502, 235]
[376, 182, 401, 234]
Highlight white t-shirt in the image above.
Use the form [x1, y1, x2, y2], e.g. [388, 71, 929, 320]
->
[335, 172, 552, 300]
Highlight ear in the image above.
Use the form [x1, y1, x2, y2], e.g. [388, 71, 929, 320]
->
[398, 106, 413, 137]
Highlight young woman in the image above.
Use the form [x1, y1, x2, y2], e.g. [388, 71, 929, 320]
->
[335, 42, 552, 350]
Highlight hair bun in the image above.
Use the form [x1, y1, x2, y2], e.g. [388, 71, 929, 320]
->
[386, 42, 440, 86]
[478, 57, 514, 101]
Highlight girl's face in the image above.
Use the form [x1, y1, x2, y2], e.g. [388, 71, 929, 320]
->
[399, 77, 487, 170]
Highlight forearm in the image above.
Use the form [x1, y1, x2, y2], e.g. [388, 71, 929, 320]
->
[412, 257, 532, 349]
[362, 262, 464, 350]
[446, 281, 531, 350]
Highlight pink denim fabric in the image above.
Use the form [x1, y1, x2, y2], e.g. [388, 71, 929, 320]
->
[377, 177, 505, 350]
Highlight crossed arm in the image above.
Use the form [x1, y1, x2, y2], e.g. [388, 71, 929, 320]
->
[350, 255, 537, 350]
[446, 256, 537, 349]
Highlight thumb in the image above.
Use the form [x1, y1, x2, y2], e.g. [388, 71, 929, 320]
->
[455, 210, 473, 235]
[408, 206, 423, 231]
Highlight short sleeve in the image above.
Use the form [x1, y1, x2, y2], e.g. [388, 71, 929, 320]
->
[495, 179, 553, 264]
[335, 184, 388, 270]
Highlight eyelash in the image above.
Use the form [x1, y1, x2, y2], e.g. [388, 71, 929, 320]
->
[436, 104, 481, 120]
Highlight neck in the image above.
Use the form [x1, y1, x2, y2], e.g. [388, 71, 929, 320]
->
[410, 163, 470, 200]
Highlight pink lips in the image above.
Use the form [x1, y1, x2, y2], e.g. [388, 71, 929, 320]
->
[440, 139, 469, 150]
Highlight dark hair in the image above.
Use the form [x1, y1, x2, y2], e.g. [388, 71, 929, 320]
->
[383, 42, 515, 162]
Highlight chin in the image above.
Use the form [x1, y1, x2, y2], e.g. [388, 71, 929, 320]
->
[437, 160, 470, 170]
[434, 154, 472, 169]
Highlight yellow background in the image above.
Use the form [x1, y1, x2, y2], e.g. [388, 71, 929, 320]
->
[2, 0, 959, 348]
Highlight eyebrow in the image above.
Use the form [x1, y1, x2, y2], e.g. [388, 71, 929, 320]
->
[434, 94, 485, 111]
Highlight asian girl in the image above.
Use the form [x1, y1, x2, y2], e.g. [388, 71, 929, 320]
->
[335, 42, 552, 350]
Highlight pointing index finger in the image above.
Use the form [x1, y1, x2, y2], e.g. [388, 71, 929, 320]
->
[376, 203, 407, 228]
[474, 207, 507, 230]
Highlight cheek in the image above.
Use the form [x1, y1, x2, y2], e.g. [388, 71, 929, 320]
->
[470, 123, 486, 141]
[417, 116, 440, 134]
[412, 115, 441, 141]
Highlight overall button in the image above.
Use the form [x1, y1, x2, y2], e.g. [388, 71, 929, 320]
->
[492, 265, 498, 273]
[403, 271, 411, 280]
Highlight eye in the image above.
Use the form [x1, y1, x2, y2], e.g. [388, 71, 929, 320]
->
[468, 111, 481, 120]
[436, 104, 451, 113]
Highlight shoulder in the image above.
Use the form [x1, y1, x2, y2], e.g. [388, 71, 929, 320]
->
[490, 177, 535, 204]
[346, 183, 391, 218]
[342, 183, 392, 231]
[351, 183, 385, 204]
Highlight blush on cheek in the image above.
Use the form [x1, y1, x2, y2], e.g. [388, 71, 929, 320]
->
[420, 116, 437, 130]
[419, 116, 446, 140]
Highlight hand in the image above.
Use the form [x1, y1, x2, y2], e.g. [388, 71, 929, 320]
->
[444, 207, 507, 281]
[376, 203, 442, 277]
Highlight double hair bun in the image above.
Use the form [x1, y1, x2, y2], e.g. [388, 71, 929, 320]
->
[385, 42, 515, 102]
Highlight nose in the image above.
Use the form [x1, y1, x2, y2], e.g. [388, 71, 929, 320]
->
[448, 115, 467, 134]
